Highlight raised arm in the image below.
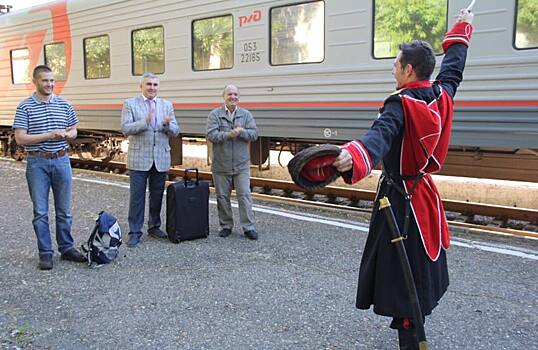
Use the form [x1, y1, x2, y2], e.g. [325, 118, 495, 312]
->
[436, 9, 474, 99]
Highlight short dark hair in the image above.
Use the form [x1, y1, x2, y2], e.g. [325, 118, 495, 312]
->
[398, 40, 436, 81]
[32, 65, 52, 79]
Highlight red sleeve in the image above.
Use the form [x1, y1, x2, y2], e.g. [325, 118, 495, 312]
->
[340, 141, 373, 184]
[442, 21, 473, 53]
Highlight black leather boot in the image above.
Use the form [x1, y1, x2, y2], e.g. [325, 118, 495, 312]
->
[391, 317, 420, 350]
[397, 329, 419, 350]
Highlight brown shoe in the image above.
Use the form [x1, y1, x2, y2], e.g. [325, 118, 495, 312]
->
[61, 248, 87, 263]
[38, 254, 53, 270]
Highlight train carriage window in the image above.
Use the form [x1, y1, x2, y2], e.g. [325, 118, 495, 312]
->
[132, 26, 164, 75]
[373, 0, 447, 58]
[270, 1, 325, 65]
[192, 15, 233, 71]
[84, 35, 111, 79]
[10, 48, 31, 84]
[44, 42, 67, 80]
[515, 0, 538, 49]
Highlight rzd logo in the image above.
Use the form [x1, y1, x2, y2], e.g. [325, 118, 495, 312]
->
[239, 10, 261, 27]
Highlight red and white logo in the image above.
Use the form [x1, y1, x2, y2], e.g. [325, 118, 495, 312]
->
[239, 10, 261, 27]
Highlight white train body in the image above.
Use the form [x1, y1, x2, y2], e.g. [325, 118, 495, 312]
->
[0, 0, 537, 149]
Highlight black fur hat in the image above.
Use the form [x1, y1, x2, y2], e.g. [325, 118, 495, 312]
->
[287, 144, 341, 191]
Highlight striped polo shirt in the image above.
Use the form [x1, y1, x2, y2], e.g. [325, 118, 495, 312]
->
[13, 93, 78, 152]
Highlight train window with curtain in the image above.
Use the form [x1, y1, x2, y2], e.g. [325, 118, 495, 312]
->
[373, 0, 448, 58]
[270, 1, 325, 65]
[84, 35, 111, 79]
[10, 48, 31, 84]
[132, 26, 164, 75]
[44, 42, 67, 80]
[515, 0, 538, 49]
[192, 15, 233, 71]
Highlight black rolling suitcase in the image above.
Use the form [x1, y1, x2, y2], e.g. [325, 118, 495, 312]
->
[166, 168, 209, 243]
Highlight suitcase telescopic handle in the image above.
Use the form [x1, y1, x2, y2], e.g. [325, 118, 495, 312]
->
[184, 168, 199, 186]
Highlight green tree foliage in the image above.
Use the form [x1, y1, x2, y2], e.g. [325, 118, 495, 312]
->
[193, 15, 233, 70]
[45, 43, 66, 80]
[84, 35, 110, 79]
[271, 1, 324, 65]
[133, 27, 164, 75]
[516, 0, 538, 48]
[374, 0, 447, 58]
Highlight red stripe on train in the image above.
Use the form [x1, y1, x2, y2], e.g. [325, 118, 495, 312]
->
[455, 101, 538, 107]
[72, 100, 538, 109]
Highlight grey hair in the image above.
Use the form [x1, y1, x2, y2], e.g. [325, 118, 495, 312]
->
[140, 72, 159, 84]
[222, 84, 239, 97]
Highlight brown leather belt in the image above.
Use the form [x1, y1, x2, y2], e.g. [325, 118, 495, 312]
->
[27, 149, 67, 159]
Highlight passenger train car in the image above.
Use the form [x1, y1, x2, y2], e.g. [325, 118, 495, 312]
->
[0, 0, 537, 179]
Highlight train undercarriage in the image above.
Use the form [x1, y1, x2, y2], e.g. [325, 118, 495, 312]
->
[1, 127, 537, 183]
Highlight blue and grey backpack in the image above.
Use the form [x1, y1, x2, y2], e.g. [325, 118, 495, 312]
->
[81, 211, 122, 266]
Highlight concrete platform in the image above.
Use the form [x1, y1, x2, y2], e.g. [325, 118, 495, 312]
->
[0, 159, 537, 349]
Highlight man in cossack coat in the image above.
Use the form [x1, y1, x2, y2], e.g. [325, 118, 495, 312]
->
[333, 8, 475, 349]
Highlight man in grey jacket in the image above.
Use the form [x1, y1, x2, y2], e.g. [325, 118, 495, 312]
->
[121, 72, 180, 247]
[207, 84, 258, 240]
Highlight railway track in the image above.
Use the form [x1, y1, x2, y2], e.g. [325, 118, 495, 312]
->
[69, 157, 538, 240]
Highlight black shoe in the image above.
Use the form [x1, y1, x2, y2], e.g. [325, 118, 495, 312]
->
[244, 230, 258, 240]
[38, 254, 53, 270]
[218, 228, 232, 237]
[148, 228, 167, 239]
[127, 233, 142, 247]
[61, 248, 87, 263]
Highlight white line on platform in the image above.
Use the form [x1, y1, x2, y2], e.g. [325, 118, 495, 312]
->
[251, 203, 371, 232]
[73, 176, 130, 189]
[5, 167, 536, 261]
[73, 175, 538, 261]
[247, 203, 538, 261]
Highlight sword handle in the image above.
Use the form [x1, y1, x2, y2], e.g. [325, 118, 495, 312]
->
[379, 196, 391, 209]
[467, 0, 476, 11]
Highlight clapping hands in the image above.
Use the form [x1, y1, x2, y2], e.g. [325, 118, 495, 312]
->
[163, 112, 174, 127]
[49, 130, 67, 140]
[228, 126, 243, 139]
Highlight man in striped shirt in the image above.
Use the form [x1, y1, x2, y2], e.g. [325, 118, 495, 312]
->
[13, 65, 86, 270]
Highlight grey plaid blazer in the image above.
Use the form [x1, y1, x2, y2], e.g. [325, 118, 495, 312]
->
[121, 96, 180, 172]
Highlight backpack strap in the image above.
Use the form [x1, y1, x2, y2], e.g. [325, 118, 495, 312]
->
[81, 219, 101, 267]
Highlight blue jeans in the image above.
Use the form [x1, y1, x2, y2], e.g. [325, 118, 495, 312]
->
[128, 164, 167, 235]
[25, 154, 74, 256]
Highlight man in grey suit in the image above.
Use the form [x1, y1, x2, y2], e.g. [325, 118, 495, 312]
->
[207, 84, 258, 240]
[121, 72, 180, 247]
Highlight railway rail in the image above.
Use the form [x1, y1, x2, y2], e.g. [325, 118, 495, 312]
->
[69, 157, 538, 240]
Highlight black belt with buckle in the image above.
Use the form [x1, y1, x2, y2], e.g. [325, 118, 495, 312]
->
[27, 149, 67, 159]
